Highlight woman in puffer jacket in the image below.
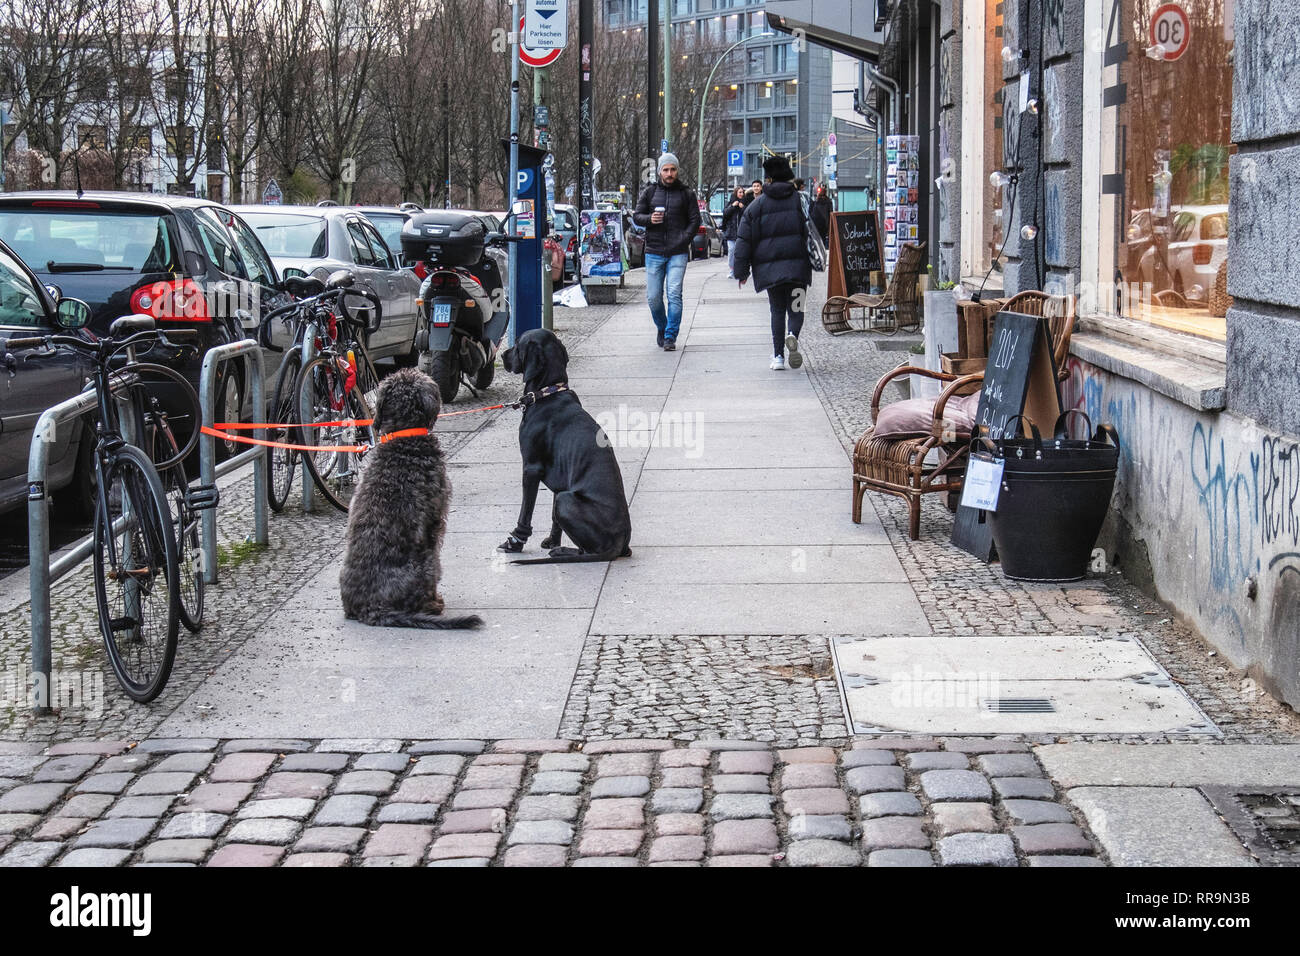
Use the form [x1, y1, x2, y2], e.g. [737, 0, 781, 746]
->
[731, 155, 812, 370]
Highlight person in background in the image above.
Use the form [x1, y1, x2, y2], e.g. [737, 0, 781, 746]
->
[632, 152, 700, 351]
[731, 155, 812, 371]
[794, 178, 806, 194]
[749, 179, 763, 203]
[811, 184, 833, 245]
[721, 185, 748, 278]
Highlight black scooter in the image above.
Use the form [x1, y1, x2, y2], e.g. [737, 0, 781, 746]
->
[400, 211, 513, 403]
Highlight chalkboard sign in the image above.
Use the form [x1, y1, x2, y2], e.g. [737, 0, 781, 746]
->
[827, 211, 883, 299]
[951, 311, 1063, 560]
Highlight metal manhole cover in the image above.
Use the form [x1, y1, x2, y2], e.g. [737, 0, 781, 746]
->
[830, 634, 1219, 735]
[1201, 787, 1300, 866]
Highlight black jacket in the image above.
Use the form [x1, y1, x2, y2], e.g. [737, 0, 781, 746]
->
[632, 179, 701, 258]
[810, 195, 833, 244]
[731, 181, 813, 292]
[720, 198, 746, 241]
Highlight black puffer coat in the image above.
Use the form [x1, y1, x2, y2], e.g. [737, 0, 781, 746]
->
[632, 179, 701, 258]
[731, 181, 812, 292]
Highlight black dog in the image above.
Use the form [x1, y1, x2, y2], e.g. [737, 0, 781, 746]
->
[339, 368, 483, 629]
[498, 329, 632, 563]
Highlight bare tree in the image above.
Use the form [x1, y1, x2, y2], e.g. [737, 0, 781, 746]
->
[304, 0, 384, 202]
[83, 0, 166, 190]
[260, 0, 316, 196]
[151, 0, 218, 194]
[208, 0, 270, 203]
[370, 0, 443, 205]
[0, 0, 101, 185]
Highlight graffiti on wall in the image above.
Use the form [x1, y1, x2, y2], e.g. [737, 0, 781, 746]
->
[1065, 356, 1300, 658]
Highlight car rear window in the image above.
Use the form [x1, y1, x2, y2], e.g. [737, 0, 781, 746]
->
[240, 213, 328, 258]
[0, 207, 179, 273]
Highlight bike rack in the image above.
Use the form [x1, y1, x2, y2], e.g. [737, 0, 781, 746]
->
[27, 373, 139, 713]
[199, 339, 268, 585]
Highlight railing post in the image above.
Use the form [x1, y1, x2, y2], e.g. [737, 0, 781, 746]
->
[299, 324, 318, 513]
[199, 350, 220, 585]
[248, 349, 268, 546]
[27, 414, 54, 715]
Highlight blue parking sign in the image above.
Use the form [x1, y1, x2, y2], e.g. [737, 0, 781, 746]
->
[727, 149, 743, 167]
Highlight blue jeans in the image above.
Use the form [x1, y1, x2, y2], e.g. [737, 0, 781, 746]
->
[645, 252, 688, 343]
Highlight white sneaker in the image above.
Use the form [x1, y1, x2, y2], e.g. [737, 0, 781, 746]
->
[770, 355, 785, 370]
[785, 333, 802, 369]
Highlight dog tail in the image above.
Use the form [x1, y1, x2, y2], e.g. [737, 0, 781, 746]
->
[511, 546, 631, 565]
[355, 609, 485, 630]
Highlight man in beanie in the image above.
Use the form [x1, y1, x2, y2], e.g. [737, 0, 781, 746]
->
[633, 152, 700, 350]
[731, 154, 813, 370]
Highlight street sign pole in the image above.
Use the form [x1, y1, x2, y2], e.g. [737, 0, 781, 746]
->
[579, 0, 595, 212]
[508, 0, 521, 348]
[663, 0, 671, 153]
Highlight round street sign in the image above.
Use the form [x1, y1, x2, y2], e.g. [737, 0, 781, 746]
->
[1149, 3, 1191, 61]
[519, 17, 562, 67]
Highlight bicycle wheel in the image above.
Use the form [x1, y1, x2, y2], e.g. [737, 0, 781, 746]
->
[93, 444, 180, 702]
[153, 428, 204, 633]
[297, 354, 376, 513]
[267, 349, 302, 512]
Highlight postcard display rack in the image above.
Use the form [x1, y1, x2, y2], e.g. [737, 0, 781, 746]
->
[882, 135, 920, 274]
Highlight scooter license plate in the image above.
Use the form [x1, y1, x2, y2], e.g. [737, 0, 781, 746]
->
[432, 302, 452, 327]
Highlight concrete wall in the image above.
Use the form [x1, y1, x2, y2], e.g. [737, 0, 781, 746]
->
[1062, 356, 1300, 710]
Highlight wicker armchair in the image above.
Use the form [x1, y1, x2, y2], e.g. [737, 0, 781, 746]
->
[852, 366, 983, 540]
[823, 241, 927, 335]
[999, 289, 1076, 382]
[852, 289, 1077, 540]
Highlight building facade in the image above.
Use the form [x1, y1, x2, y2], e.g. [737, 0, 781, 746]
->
[771, 0, 1300, 710]
[603, 0, 835, 188]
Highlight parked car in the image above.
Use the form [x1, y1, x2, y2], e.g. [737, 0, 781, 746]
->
[552, 203, 580, 280]
[232, 205, 421, 365]
[691, 209, 724, 259]
[355, 203, 422, 270]
[623, 212, 645, 269]
[0, 239, 95, 517]
[0, 191, 295, 458]
[1166, 204, 1228, 303]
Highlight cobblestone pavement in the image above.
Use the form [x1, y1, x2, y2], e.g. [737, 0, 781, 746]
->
[0, 737, 1107, 867]
[0, 297, 623, 743]
[796, 277, 1300, 745]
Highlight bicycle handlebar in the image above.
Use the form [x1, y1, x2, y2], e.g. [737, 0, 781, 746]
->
[3, 327, 198, 361]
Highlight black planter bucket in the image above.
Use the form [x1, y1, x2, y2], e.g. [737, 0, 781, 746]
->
[976, 411, 1120, 583]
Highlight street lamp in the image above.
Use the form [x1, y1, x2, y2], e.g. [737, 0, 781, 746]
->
[696, 31, 775, 192]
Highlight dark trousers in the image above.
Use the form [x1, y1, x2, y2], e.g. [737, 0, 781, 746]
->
[767, 282, 806, 356]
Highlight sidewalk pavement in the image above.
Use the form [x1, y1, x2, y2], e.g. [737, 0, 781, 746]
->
[1, 259, 1299, 867]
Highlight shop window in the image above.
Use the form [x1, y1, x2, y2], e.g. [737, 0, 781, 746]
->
[1096, 0, 1233, 340]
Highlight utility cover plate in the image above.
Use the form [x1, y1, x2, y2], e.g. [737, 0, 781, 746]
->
[831, 634, 1218, 736]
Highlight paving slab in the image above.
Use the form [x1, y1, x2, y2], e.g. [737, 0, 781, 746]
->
[1037, 745, 1300, 787]
[157, 606, 591, 739]
[1067, 787, 1256, 867]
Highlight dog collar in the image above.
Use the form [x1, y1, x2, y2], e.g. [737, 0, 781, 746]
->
[377, 427, 433, 444]
[512, 383, 569, 409]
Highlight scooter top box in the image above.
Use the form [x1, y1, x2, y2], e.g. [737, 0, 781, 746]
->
[401, 211, 486, 267]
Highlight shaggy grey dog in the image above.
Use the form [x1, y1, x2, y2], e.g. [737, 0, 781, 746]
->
[339, 368, 483, 630]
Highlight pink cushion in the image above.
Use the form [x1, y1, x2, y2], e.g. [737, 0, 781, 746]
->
[873, 391, 980, 439]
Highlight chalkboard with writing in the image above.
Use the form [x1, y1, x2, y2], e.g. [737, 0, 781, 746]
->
[827, 211, 883, 299]
[951, 311, 1063, 560]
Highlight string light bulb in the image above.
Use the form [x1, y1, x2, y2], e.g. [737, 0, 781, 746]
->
[1026, 97, 1040, 115]
[989, 170, 1011, 188]
[1021, 224, 1038, 240]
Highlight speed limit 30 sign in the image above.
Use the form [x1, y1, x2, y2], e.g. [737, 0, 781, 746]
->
[1150, 3, 1191, 61]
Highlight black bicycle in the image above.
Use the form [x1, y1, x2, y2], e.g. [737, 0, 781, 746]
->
[8, 315, 203, 701]
[260, 272, 382, 513]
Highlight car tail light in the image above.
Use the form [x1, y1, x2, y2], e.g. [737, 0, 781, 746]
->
[698, 226, 707, 234]
[1192, 243, 1213, 265]
[130, 278, 211, 321]
[31, 200, 101, 208]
